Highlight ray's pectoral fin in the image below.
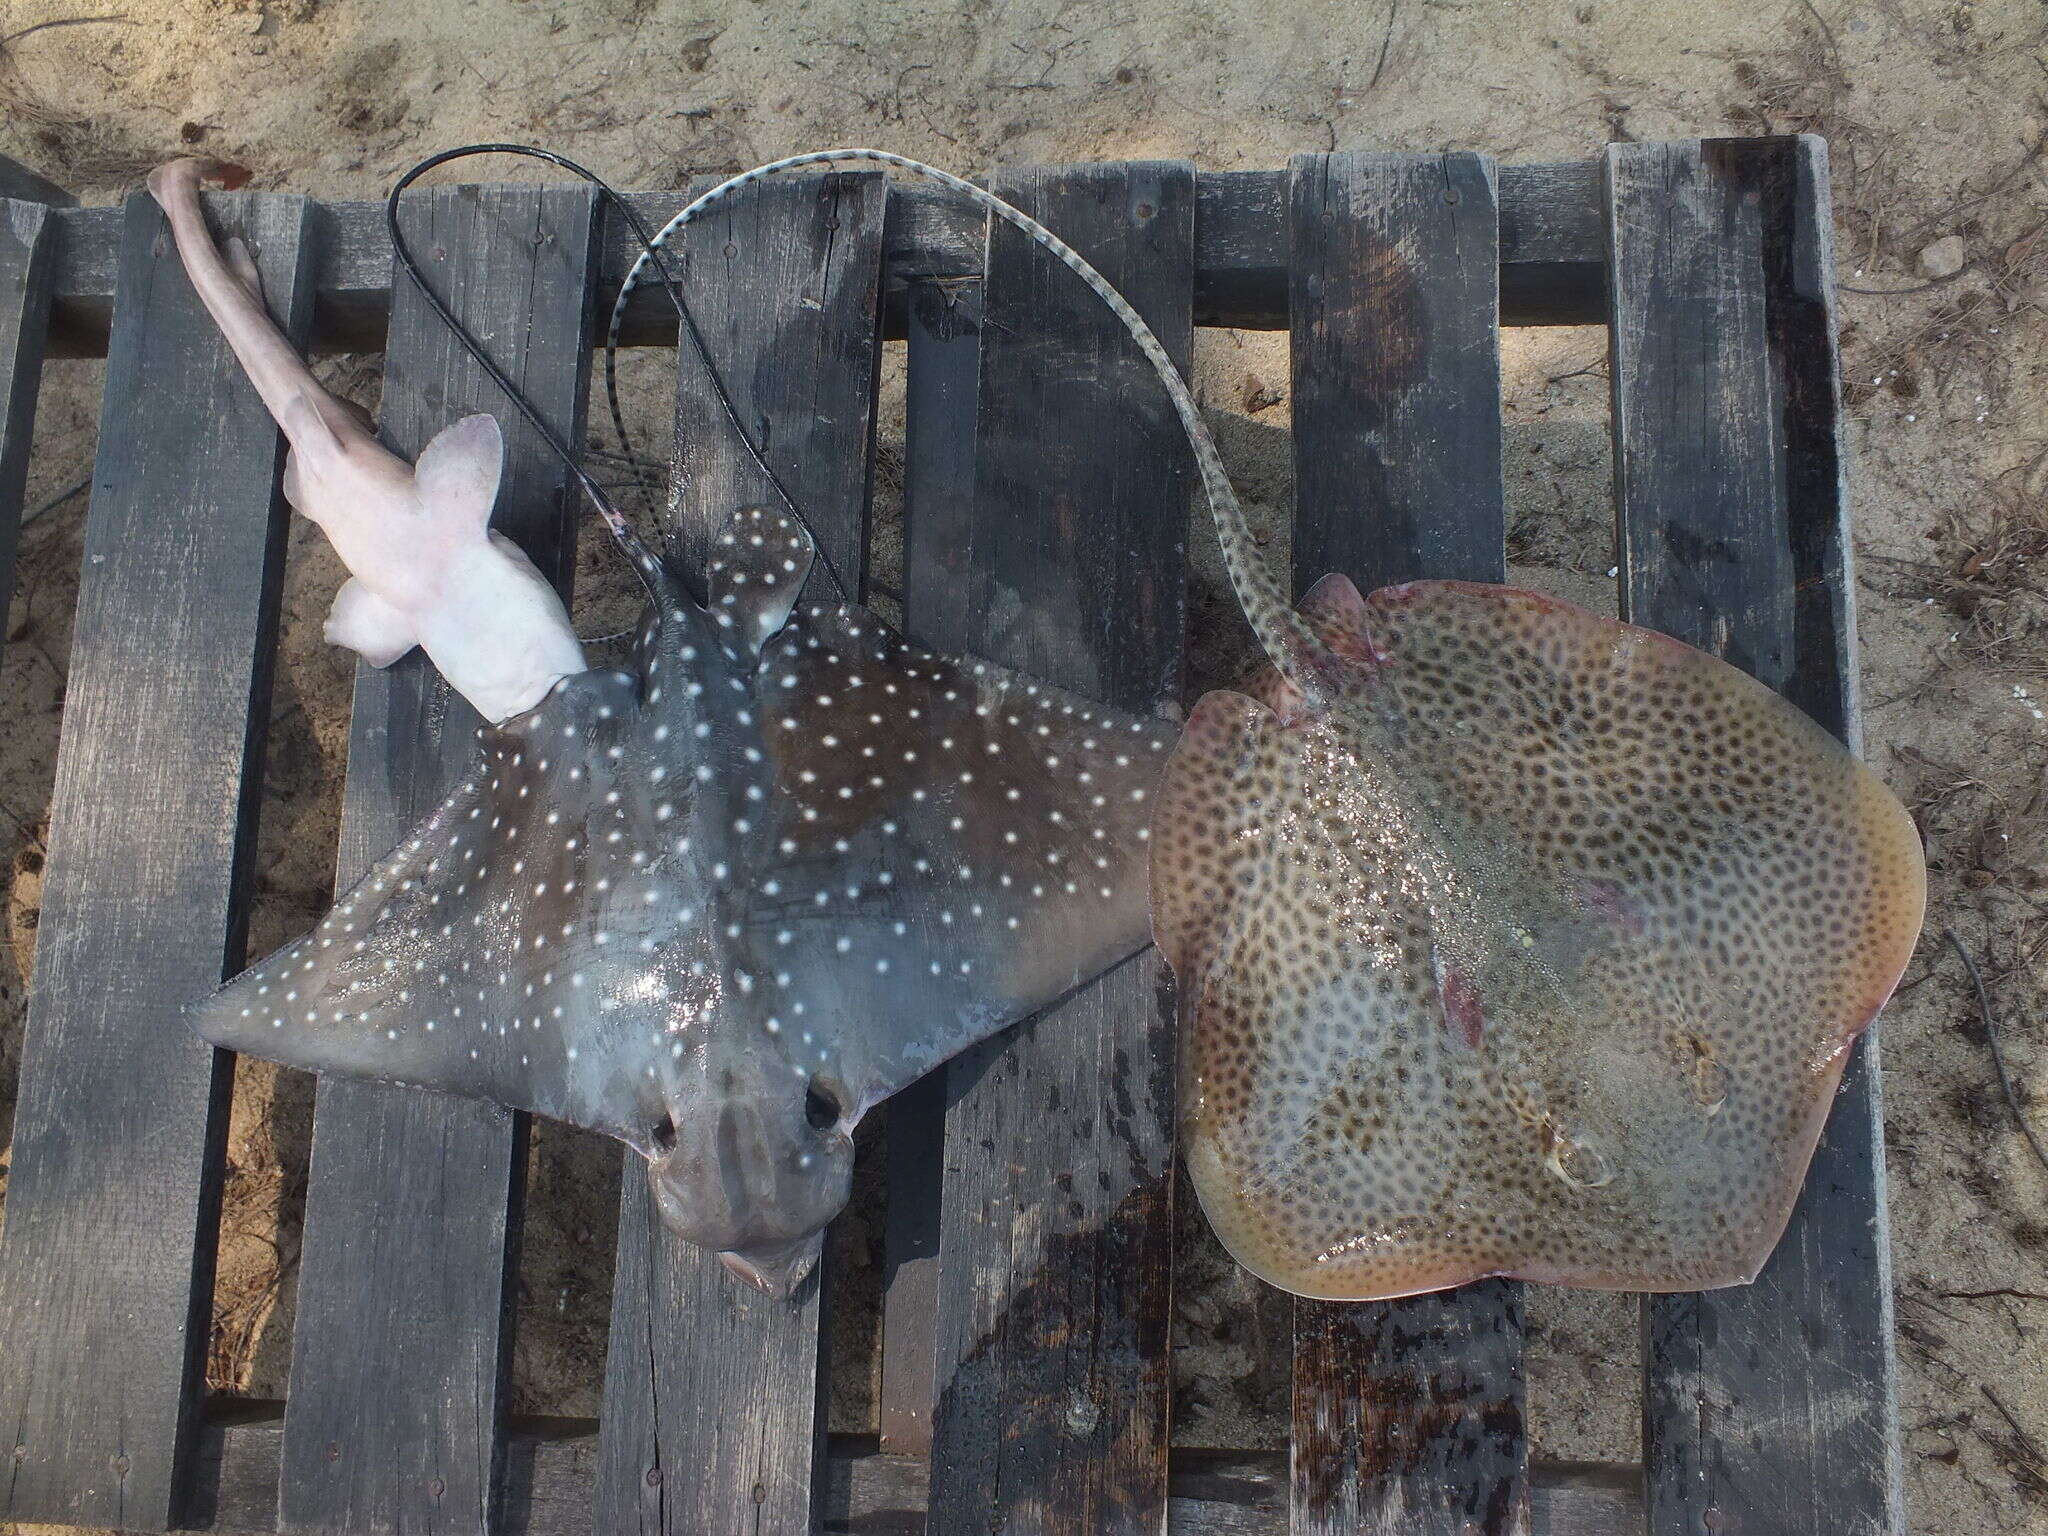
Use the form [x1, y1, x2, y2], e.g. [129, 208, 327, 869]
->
[188, 770, 504, 1087]
[1151, 689, 1273, 983]
[756, 600, 1179, 1113]
[186, 666, 656, 1147]
[1156, 683, 1367, 1294]
[1161, 576, 1928, 1302]
[706, 505, 815, 653]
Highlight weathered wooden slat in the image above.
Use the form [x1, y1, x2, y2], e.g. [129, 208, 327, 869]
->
[0, 154, 75, 208]
[595, 168, 886, 1536]
[1290, 151, 1513, 591]
[194, 1410, 1644, 1536]
[40, 163, 1606, 355]
[0, 189, 312, 1531]
[650, 170, 886, 589]
[1197, 161, 1602, 328]
[877, 269, 987, 1458]
[276, 184, 600, 1535]
[1610, 134, 1902, 1536]
[0, 195, 60, 627]
[1286, 150, 1526, 1536]
[918, 161, 1189, 1536]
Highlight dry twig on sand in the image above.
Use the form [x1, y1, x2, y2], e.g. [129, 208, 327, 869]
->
[1945, 928, 2048, 1181]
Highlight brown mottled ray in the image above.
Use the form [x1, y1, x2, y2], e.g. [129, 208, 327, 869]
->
[1155, 574, 1924, 1300]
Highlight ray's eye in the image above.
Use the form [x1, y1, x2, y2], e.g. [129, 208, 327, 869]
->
[804, 1080, 841, 1132]
[652, 1112, 678, 1153]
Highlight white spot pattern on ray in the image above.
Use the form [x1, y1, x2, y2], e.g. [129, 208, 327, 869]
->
[189, 505, 1170, 1283]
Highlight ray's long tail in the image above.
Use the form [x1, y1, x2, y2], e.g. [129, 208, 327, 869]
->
[608, 148, 1335, 705]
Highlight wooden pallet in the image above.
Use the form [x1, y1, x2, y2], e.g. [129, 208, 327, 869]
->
[0, 138, 1899, 1536]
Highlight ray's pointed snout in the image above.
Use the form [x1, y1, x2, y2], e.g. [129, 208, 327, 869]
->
[645, 1062, 855, 1283]
[718, 1232, 827, 1300]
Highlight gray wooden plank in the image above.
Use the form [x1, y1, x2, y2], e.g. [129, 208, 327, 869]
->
[1289, 151, 1512, 591]
[1609, 134, 1902, 1536]
[1286, 150, 1527, 1536]
[277, 183, 600, 1536]
[594, 168, 886, 1536]
[40, 164, 1609, 357]
[0, 196, 59, 637]
[0, 188, 312, 1531]
[920, 161, 1190, 1536]
[0, 153, 76, 208]
[877, 269, 986, 1458]
[197, 1412, 1645, 1536]
[652, 169, 886, 591]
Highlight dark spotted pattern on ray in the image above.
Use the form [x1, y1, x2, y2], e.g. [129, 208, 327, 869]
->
[1155, 577, 1925, 1301]
[193, 507, 1173, 1291]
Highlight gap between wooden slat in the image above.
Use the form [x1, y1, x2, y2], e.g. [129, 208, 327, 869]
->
[0, 195, 59, 630]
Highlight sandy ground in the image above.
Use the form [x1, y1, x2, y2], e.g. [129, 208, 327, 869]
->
[2, 0, 2047, 1531]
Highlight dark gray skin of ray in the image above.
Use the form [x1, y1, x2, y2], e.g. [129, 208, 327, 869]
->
[191, 506, 1172, 1295]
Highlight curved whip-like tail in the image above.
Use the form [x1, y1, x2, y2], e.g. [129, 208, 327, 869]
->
[605, 149, 1335, 705]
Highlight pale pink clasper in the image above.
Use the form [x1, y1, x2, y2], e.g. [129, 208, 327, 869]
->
[1154, 574, 1926, 1301]
[147, 158, 584, 725]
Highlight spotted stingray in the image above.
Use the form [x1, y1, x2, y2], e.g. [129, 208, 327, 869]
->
[1154, 578, 1924, 1298]
[182, 154, 1201, 1296]
[195, 504, 1175, 1293]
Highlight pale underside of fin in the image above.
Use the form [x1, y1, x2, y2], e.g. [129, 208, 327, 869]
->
[1155, 578, 1925, 1300]
[324, 577, 416, 668]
